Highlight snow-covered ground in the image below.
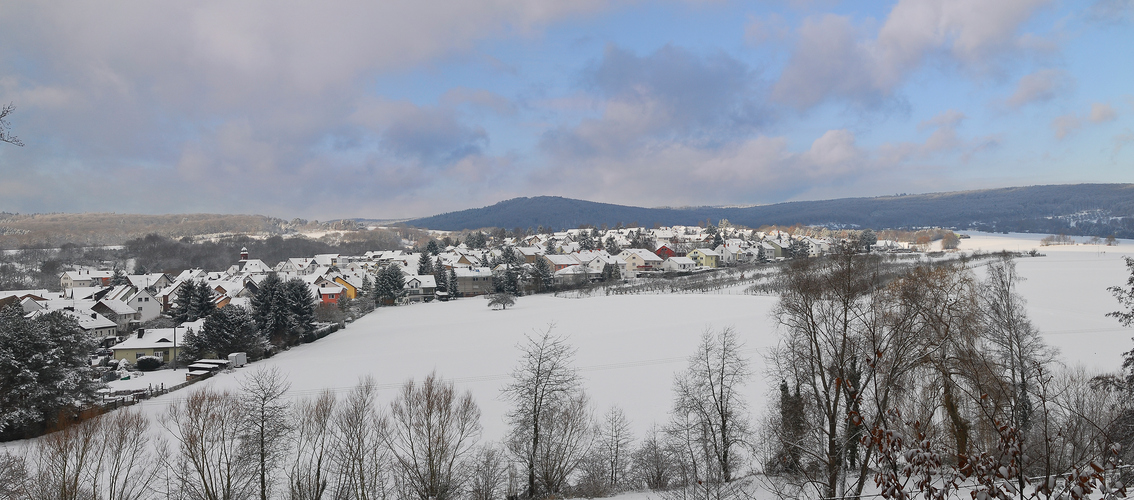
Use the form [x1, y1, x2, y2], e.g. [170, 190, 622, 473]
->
[105, 368, 190, 392]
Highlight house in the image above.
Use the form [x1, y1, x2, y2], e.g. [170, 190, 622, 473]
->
[92, 298, 139, 334]
[126, 273, 172, 291]
[403, 275, 437, 302]
[554, 264, 594, 285]
[687, 248, 721, 268]
[515, 246, 544, 264]
[317, 285, 345, 306]
[655, 244, 678, 259]
[662, 256, 696, 272]
[454, 267, 494, 297]
[111, 326, 189, 362]
[543, 254, 581, 272]
[56, 308, 119, 344]
[333, 275, 361, 299]
[617, 248, 664, 272]
[758, 241, 782, 260]
[60, 270, 114, 289]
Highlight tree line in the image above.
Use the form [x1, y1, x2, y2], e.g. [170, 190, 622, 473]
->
[762, 251, 1134, 500]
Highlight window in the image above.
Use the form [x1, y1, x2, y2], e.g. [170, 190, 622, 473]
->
[136, 353, 144, 360]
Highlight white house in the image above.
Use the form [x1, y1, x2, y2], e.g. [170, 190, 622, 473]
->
[662, 256, 696, 272]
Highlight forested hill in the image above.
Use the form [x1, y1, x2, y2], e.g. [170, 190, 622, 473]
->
[406, 184, 1134, 237]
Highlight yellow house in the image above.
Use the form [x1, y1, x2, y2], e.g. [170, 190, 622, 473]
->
[687, 248, 721, 268]
[333, 276, 360, 299]
[110, 326, 189, 362]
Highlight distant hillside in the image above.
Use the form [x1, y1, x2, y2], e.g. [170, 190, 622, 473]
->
[406, 184, 1134, 237]
[0, 213, 290, 249]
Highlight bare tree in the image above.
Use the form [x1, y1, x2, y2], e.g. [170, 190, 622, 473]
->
[288, 390, 337, 500]
[672, 327, 751, 485]
[533, 390, 592, 495]
[240, 367, 293, 500]
[502, 326, 583, 499]
[385, 371, 482, 500]
[630, 424, 674, 490]
[596, 406, 633, 490]
[99, 409, 160, 500]
[467, 444, 509, 500]
[0, 452, 28, 499]
[162, 388, 255, 500]
[24, 410, 104, 500]
[330, 377, 389, 500]
[0, 103, 23, 147]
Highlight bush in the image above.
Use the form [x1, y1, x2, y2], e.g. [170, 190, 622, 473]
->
[135, 356, 163, 371]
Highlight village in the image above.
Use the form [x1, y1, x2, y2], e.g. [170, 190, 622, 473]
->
[0, 222, 926, 375]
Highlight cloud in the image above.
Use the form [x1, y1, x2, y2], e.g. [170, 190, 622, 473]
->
[1051, 114, 1081, 139]
[772, 0, 1051, 109]
[0, 0, 614, 217]
[1004, 69, 1073, 108]
[744, 13, 790, 45]
[1112, 129, 1134, 157]
[1089, 102, 1118, 123]
[542, 44, 765, 159]
[1088, 0, 1134, 25]
[1049, 102, 1118, 139]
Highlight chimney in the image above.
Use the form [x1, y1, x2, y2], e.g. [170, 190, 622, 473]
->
[137, 330, 145, 339]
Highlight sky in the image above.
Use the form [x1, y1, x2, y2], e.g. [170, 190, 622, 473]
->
[0, 0, 1131, 220]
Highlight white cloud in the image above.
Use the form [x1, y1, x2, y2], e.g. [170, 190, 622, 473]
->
[1089, 102, 1118, 123]
[773, 0, 1051, 109]
[1049, 102, 1118, 139]
[1005, 69, 1073, 108]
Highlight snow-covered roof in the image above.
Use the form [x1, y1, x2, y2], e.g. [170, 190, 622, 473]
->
[544, 254, 580, 266]
[126, 273, 168, 289]
[63, 270, 113, 281]
[240, 259, 273, 274]
[97, 298, 137, 316]
[60, 309, 118, 332]
[112, 327, 188, 351]
[619, 248, 664, 262]
[665, 256, 695, 265]
[454, 267, 493, 278]
[405, 275, 437, 288]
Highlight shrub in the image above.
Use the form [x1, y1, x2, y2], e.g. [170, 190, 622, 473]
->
[135, 356, 163, 371]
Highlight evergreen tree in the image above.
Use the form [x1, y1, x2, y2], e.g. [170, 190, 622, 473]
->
[859, 228, 878, 252]
[580, 231, 596, 251]
[284, 278, 316, 341]
[173, 279, 215, 323]
[545, 239, 556, 255]
[434, 257, 447, 293]
[604, 236, 620, 256]
[417, 254, 433, 276]
[533, 257, 554, 293]
[375, 264, 406, 305]
[183, 305, 266, 360]
[252, 275, 291, 344]
[110, 268, 128, 286]
[0, 305, 100, 438]
[192, 280, 216, 321]
[503, 267, 521, 296]
[359, 274, 373, 299]
[426, 240, 440, 256]
[448, 268, 459, 298]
